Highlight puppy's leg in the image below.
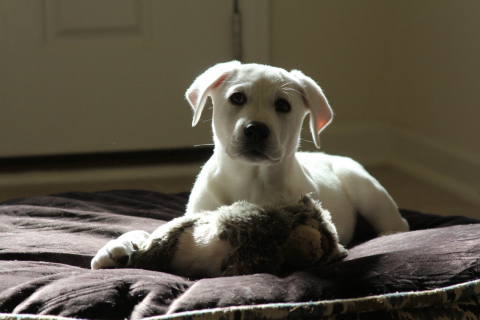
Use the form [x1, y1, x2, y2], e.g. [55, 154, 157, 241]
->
[91, 213, 231, 278]
[91, 230, 149, 269]
[130, 214, 232, 278]
[332, 158, 409, 235]
[128, 216, 200, 275]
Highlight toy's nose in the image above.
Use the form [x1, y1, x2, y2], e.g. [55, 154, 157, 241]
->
[244, 121, 270, 143]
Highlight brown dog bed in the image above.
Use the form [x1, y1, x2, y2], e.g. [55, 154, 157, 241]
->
[1, 190, 479, 319]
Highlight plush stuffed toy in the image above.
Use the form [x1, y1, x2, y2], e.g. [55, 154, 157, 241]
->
[92, 196, 347, 278]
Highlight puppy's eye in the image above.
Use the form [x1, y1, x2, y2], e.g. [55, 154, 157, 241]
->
[275, 99, 291, 113]
[229, 92, 246, 106]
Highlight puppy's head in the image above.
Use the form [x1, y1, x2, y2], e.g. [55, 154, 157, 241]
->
[186, 61, 333, 164]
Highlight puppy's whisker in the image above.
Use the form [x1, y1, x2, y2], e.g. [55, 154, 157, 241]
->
[194, 144, 215, 147]
[280, 81, 296, 87]
[283, 87, 306, 99]
[284, 91, 294, 100]
[218, 135, 230, 142]
[283, 87, 299, 92]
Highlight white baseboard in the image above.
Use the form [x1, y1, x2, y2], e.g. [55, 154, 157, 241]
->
[389, 126, 480, 207]
[0, 163, 203, 188]
[318, 123, 480, 208]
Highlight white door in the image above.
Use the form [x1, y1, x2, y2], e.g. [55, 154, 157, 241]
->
[0, 0, 269, 158]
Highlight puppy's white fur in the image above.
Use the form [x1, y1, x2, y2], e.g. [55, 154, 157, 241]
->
[186, 61, 409, 246]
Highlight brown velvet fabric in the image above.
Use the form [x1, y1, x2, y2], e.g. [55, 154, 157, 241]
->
[0, 190, 479, 319]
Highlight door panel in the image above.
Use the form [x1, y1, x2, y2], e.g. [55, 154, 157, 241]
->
[0, 0, 234, 157]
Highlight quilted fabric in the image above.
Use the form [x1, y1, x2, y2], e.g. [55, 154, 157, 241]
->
[0, 190, 479, 319]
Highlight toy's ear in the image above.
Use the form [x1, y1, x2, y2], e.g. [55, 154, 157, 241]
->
[290, 70, 333, 149]
[186, 61, 241, 126]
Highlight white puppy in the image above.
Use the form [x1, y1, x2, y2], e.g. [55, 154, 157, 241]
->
[92, 61, 408, 273]
[185, 61, 409, 245]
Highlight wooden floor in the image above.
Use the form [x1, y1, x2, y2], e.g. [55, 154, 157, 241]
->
[1, 165, 479, 220]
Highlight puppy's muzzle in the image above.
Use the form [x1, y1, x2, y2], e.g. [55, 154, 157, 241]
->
[237, 121, 272, 161]
[244, 121, 270, 145]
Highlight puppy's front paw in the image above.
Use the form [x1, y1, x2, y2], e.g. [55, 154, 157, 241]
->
[91, 230, 149, 270]
[377, 230, 402, 237]
[378, 218, 410, 238]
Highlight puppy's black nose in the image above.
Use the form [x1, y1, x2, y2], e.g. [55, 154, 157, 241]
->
[244, 122, 270, 143]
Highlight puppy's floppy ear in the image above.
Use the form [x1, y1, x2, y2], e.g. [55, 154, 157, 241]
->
[290, 70, 333, 149]
[186, 61, 241, 126]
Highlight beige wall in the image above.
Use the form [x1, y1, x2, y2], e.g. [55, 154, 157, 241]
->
[3, 1, 478, 160]
[271, 1, 394, 125]
[271, 1, 480, 155]
[390, 1, 480, 155]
